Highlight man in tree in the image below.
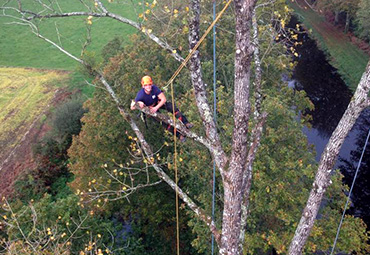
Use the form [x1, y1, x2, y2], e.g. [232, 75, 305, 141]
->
[130, 75, 193, 141]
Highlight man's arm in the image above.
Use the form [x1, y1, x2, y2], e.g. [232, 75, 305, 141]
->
[150, 92, 166, 113]
[131, 100, 145, 110]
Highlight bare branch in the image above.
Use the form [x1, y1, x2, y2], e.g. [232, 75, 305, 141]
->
[252, 8, 263, 120]
[8, 6, 185, 62]
[86, 180, 163, 202]
[33, 31, 84, 64]
[288, 60, 370, 254]
[131, 102, 214, 150]
[255, 0, 276, 9]
[94, 74, 223, 244]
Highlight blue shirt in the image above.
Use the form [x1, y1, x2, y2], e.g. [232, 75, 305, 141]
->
[135, 85, 163, 106]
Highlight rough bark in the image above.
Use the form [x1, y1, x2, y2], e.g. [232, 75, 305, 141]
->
[237, 6, 272, 251]
[219, 1, 257, 254]
[252, 8, 263, 121]
[238, 112, 267, 254]
[288, 61, 370, 255]
[188, 0, 228, 179]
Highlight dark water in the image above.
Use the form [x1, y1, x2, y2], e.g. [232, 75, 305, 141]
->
[289, 16, 370, 228]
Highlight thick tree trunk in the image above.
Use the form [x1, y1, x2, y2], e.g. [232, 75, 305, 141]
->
[288, 61, 370, 255]
[219, 1, 256, 254]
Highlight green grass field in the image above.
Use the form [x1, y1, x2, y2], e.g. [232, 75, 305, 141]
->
[0, 0, 138, 70]
[289, 0, 369, 91]
[0, 68, 69, 161]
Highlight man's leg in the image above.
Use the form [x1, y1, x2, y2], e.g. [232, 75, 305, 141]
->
[161, 102, 190, 125]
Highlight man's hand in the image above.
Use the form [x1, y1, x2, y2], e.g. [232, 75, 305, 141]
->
[149, 105, 159, 114]
[131, 100, 145, 110]
[130, 100, 136, 110]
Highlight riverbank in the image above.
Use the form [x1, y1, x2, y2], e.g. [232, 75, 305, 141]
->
[289, 0, 369, 91]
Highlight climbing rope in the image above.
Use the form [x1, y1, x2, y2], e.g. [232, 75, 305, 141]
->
[165, 1, 233, 255]
[330, 127, 370, 255]
[170, 80, 180, 255]
[164, 0, 233, 89]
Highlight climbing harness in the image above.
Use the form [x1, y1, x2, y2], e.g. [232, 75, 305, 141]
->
[330, 127, 370, 255]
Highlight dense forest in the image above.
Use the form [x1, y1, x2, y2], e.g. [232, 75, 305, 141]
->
[1, 0, 370, 254]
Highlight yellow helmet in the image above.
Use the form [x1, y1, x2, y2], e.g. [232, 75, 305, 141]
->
[141, 75, 153, 86]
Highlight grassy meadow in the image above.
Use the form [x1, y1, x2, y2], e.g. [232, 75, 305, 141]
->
[0, 1, 140, 167]
[0, 68, 69, 161]
[289, 0, 369, 91]
[0, 0, 138, 70]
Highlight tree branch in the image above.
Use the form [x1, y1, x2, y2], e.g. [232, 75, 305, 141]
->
[364, 98, 370, 108]
[116, 102, 221, 245]
[252, 8, 263, 120]
[97, 74, 222, 244]
[131, 102, 214, 150]
[1, 7, 222, 242]
[188, 0, 228, 180]
[288, 60, 370, 254]
[6, 2, 185, 62]
[238, 112, 267, 250]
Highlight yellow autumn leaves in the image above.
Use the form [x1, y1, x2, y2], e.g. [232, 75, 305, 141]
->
[138, 1, 189, 21]
[87, 15, 93, 25]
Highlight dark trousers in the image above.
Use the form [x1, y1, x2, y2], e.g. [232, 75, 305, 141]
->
[159, 102, 189, 137]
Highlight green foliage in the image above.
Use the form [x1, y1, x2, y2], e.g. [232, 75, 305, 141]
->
[13, 173, 45, 203]
[289, 1, 369, 90]
[66, 2, 370, 254]
[101, 37, 126, 63]
[68, 90, 131, 190]
[52, 96, 87, 142]
[1, 194, 121, 254]
[355, 0, 370, 41]
[3, 1, 368, 254]
[67, 95, 199, 253]
[67, 28, 205, 253]
[65, 71, 96, 98]
[12, 95, 86, 203]
[304, 170, 370, 253]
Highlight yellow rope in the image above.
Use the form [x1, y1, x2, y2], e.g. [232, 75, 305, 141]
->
[166, 2, 233, 254]
[170, 81, 180, 255]
[164, 0, 233, 89]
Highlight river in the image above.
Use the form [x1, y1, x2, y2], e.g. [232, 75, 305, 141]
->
[288, 16, 370, 228]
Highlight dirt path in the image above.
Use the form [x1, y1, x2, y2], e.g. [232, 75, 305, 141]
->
[0, 88, 71, 198]
[290, 0, 369, 90]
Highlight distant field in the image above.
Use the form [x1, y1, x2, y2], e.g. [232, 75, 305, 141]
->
[0, 0, 138, 70]
[0, 68, 68, 163]
[289, 0, 369, 90]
